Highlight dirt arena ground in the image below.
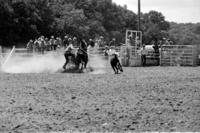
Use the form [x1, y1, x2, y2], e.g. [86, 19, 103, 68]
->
[0, 67, 200, 132]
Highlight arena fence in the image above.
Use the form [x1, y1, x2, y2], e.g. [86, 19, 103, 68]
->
[160, 45, 199, 66]
[120, 45, 141, 67]
[5, 45, 198, 68]
[0, 45, 121, 66]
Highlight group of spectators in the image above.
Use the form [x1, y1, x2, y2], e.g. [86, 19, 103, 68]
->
[26, 34, 118, 54]
[26, 35, 63, 54]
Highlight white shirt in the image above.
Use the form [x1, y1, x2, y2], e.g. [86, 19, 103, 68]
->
[65, 43, 74, 52]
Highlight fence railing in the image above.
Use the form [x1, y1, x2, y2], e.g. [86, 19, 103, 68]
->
[160, 45, 199, 66]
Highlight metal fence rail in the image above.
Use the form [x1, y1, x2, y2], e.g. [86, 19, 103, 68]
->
[160, 45, 199, 66]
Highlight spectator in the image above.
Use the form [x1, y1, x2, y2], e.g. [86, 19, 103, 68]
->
[26, 40, 33, 53]
[44, 38, 50, 51]
[88, 38, 95, 47]
[49, 36, 55, 50]
[73, 36, 78, 47]
[109, 38, 116, 47]
[141, 44, 147, 66]
[63, 35, 69, 48]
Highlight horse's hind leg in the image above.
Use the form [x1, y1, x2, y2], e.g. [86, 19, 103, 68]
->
[115, 66, 119, 74]
[80, 62, 84, 70]
[117, 62, 123, 72]
[83, 55, 88, 69]
[84, 59, 88, 69]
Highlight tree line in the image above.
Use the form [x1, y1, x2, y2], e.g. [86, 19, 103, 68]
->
[0, 0, 199, 47]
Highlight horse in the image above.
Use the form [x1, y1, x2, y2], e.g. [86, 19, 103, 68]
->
[76, 48, 88, 70]
[76, 39, 88, 70]
[110, 53, 123, 74]
[63, 39, 88, 70]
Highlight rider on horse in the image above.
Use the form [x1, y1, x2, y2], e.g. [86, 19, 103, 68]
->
[65, 38, 74, 54]
[63, 37, 89, 70]
[63, 38, 75, 69]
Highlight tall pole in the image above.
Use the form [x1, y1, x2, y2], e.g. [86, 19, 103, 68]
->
[138, 0, 141, 31]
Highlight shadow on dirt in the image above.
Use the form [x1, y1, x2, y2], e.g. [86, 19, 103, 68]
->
[57, 66, 95, 74]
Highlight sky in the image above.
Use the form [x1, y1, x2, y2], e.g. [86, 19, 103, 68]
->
[112, 0, 200, 23]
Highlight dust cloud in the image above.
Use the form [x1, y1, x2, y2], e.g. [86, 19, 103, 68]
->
[0, 49, 109, 74]
[87, 55, 108, 74]
[1, 52, 65, 73]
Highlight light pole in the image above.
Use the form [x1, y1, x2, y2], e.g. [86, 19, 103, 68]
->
[138, 0, 141, 31]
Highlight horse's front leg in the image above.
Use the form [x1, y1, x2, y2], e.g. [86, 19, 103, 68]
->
[115, 66, 119, 74]
[112, 65, 117, 74]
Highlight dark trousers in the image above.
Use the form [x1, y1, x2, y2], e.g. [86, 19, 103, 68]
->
[141, 55, 146, 66]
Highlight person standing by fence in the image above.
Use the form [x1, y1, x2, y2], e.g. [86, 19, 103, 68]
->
[109, 38, 116, 47]
[153, 41, 160, 65]
[33, 39, 39, 53]
[98, 36, 105, 47]
[88, 39, 95, 47]
[141, 44, 147, 66]
[26, 40, 33, 53]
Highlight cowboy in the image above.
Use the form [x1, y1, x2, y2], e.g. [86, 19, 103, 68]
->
[49, 36, 55, 51]
[57, 37, 62, 48]
[72, 36, 78, 47]
[99, 36, 105, 47]
[104, 45, 109, 56]
[63, 35, 69, 48]
[109, 38, 116, 47]
[27, 40, 34, 53]
[65, 38, 74, 55]
[33, 39, 39, 53]
[40, 38, 45, 54]
[88, 38, 95, 47]
[63, 38, 75, 69]
[141, 44, 147, 66]
[53, 37, 59, 50]
[44, 38, 49, 51]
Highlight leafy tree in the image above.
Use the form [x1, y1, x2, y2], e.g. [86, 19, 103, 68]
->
[168, 22, 200, 45]
[1, 0, 198, 48]
[142, 11, 170, 45]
